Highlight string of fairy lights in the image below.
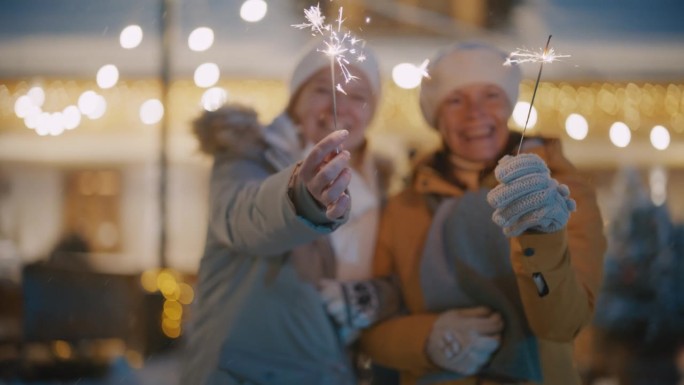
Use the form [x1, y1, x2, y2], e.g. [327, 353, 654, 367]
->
[7, 5, 680, 153]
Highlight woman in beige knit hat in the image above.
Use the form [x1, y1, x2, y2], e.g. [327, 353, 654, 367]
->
[181, 41, 401, 385]
[360, 42, 606, 385]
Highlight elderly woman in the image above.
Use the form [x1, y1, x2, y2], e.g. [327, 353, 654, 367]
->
[360, 42, 606, 385]
[180, 42, 399, 385]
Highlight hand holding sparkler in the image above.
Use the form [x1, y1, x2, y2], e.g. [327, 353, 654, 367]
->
[487, 153, 576, 237]
[297, 129, 351, 220]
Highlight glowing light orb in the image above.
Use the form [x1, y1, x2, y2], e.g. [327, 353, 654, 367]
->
[565, 113, 588, 140]
[188, 27, 214, 52]
[240, 0, 268, 23]
[609, 121, 631, 148]
[120, 25, 143, 49]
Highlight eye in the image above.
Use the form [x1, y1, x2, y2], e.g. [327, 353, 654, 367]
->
[314, 86, 330, 94]
[445, 95, 463, 106]
[485, 89, 504, 99]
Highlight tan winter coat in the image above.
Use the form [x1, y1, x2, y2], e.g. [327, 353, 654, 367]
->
[360, 138, 606, 385]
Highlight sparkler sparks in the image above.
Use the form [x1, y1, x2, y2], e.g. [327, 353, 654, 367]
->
[293, 3, 367, 131]
[505, 47, 570, 66]
[507, 35, 569, 154]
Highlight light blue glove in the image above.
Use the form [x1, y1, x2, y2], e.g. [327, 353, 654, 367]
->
[487, 153, 576, 237]
[319, 279, 378, 344]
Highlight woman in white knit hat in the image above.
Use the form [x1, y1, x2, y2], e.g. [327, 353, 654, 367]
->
[360, 42, 606, 385]
[180, 41, 401, 385]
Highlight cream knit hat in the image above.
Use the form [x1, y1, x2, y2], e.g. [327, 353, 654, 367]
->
[419, 42, 522, 127]
[289, 40, 382, 100]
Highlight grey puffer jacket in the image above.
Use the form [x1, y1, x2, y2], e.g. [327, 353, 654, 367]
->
[180, 112, 356, 385]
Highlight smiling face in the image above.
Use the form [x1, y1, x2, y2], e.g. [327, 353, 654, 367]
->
[436, 83, 513, 163]
[289, 66, 376, 152]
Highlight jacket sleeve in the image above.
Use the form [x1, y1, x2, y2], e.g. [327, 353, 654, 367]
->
[514, 140, 606, 341]
[360, 195, 440, 374]
[510, 231, 591, 341]
[360, 313, 439, 373]
[208, 157, 345, 256]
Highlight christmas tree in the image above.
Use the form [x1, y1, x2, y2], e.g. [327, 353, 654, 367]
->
[594, 167, 683, 348]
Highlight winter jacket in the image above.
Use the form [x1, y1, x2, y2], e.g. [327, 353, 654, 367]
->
[180, 113, 358, 385]
[180, 112, 398, 385]
[360, 137, 606, 385]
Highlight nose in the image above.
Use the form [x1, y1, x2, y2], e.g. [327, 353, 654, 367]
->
[466, 97, 485, 119]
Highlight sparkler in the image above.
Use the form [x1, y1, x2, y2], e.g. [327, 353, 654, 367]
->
[506, 35, 570, 154]
[293, 3, 367, 132]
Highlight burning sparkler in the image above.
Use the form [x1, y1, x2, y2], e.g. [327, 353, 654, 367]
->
[506, 35, 570, 154]
[293, 3, 367, 131]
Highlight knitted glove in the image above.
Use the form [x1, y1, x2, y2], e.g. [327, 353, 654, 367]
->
[319, 279, 379, 337]
[426, 308, 502, 375]
[487, 154, 576, 237]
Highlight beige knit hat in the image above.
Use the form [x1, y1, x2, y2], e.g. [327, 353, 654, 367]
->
[419, 42, 522, 127]
[289, 40, 382, 99]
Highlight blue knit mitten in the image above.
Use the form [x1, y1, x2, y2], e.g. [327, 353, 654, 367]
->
[486, 153, 576, 237]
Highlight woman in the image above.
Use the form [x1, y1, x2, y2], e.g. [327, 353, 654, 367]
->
[181, 42, 399, 385]
[360, 42, 606, 385]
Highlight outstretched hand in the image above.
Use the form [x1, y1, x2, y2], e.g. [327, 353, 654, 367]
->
[298, 130, 352, 220]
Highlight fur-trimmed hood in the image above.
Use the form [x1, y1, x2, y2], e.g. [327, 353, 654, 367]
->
[192, 104, 304, 170]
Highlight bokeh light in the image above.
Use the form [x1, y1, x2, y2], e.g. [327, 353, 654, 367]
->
[240, 0, 268, 23]
[512, 101, 538, 129]
[140, 99, 164, 125]
[609, 121, 631, 148]
[96, 64, 119, 89]
[194, 63, 220, 88]
[391, 63, 423, 89]
[188, 27, 214, 52]
[565, 113, 589, 140]
[650, 125, 670, 150]
[120, 25, 143, 49]
[201, 87, 228, 111]
[27, 86, 45, 107]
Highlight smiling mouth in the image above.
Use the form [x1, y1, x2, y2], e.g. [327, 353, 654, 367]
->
[460, 125, 494, 141]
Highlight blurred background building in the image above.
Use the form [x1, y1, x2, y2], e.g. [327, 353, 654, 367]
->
[0, 0, 683, 383]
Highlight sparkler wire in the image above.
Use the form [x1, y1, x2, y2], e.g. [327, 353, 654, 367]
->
[517, 34, 552, 155]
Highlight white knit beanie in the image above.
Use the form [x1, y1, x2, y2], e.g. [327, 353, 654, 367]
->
[419, 42, 522, 127]
[289, 40, 382, 100]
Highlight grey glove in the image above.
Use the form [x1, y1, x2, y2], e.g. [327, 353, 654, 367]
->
[426, 307, 503, 375]
[487, 153, 576, 237]
[319, 278, 378, 329]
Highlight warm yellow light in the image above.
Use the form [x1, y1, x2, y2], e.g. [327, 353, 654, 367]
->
[52, 340, 73, 359]
[140, 269, 160, 292]
[162, 318, 181, 338]
[178, 282, 195, 305]
[163, 300, 183, 321]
